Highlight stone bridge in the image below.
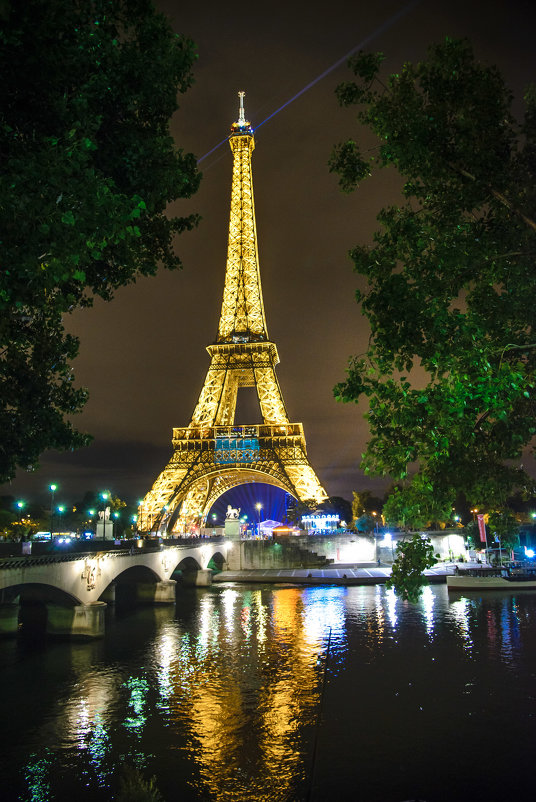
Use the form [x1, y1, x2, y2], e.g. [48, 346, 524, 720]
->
[0, 540, 229, 639]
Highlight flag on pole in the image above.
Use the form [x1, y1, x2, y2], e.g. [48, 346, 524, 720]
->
[477, 514, 487, 543]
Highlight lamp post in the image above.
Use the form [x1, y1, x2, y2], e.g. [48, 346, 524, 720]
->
[57, 505, 65, 534]
[255, 502, 262, 538]
[88, 509, 96, 537]
[16, 500, 25, 522]
[49, 483, 57, 531]
[100, 492, 110, 539]
[113, 510, 120, 540]
[137, 499, 144, 532]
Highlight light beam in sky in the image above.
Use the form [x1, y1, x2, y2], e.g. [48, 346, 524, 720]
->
[197, 0, 422, 164]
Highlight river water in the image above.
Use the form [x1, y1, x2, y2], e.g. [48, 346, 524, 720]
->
[1, 582, 535, 801]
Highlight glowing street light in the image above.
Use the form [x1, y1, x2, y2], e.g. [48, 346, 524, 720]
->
[100, 492, 111, 539]
[113, 510, 120, 539]
[49, 483, 57, 529]
[57, 505, 65, 533]
[16, 500, 25, 522]
[255, 502, 263, 537]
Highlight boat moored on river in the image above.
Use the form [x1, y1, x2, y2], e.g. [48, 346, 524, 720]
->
[447, 564, 536, 591]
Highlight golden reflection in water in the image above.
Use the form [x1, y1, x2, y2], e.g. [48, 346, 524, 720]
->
[153, 586, 325, 801]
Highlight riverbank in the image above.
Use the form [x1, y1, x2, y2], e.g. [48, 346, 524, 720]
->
[213, 562, 460, 585]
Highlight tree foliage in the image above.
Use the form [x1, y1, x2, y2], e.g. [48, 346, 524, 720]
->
[382, 475, 454, 530]
[0, 0, 200, 482]
[487, 510, 520, 549]
[319, 495, 353, 526]
[386, 533, 437, 602]
[286, 497, 316, 526]
[330, 38, 536, 514]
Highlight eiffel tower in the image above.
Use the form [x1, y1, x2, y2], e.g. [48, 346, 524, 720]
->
[138, 93, 327, 535]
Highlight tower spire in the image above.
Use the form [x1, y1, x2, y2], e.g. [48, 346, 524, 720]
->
[231, 90, 252, 134]
[217, 90, 266, 343]
[238, 91, 245, 126]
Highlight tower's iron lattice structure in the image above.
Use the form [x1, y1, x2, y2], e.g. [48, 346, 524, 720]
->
[138, 93, 327, 534]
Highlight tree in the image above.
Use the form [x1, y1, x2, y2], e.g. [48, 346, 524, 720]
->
[355, 513, 375, 533]
[382, 476, 455, 531]
[487, 510, 519, 551]
[319, 495, 353, 526]
[351, 489, 383, 517]
[0, 0, 200, 482]
[285, 497, 316, 526]
[386, 533, 437, 602]
[330, 38, 536, 513]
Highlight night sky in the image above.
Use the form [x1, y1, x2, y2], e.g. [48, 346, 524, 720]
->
[3, 0, 536, 509]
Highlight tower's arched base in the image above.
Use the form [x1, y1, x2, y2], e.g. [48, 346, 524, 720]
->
[138, 423, 326, 535]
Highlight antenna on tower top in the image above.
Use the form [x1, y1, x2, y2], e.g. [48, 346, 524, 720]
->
[238, 91, 246, 125]
[231, 90, 253, 135]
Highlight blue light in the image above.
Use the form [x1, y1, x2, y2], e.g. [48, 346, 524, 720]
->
[524, 547, 535, 558]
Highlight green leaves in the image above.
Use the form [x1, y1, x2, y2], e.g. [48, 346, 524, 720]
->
[61, 210, 75, 226]
[0, 0, 201, 482]
[386, 534, 437, 602]
[328, 140, 371, 192]
[332, 37, 536, 511]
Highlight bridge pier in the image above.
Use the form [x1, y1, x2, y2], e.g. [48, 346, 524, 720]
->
[100, 583, 116, 604]
[225, 541, 242, 571]
[0, 601, 20, 637]
[47, 601, 107, 640]
[137, 580, 177, 604]
[181, 569, 213, 587]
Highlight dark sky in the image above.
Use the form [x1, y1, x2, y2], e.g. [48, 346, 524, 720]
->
[3, 0, 536, 507]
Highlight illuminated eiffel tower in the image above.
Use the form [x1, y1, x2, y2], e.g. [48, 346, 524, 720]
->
[138, 93, 327, 535]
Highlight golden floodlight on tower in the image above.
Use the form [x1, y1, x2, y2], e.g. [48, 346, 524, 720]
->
[138, 92, 327, 535]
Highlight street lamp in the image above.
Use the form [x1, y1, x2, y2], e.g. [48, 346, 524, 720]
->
[16, 500, 25, 521]
[100, 492, 110, 539]
[87, 509, 96, 536]
[57, 505, 65, 533]
[255, 502, 263, 537]
[49, 484, 57, 530]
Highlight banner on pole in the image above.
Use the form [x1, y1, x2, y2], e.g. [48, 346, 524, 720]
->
[477, 514, 487, 543]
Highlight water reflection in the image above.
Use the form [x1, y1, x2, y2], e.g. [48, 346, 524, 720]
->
[5, 585, 536, 801]
[385, 585, 398, 631]
[448, 596, 474, 652]
[420, 585, 435, 637]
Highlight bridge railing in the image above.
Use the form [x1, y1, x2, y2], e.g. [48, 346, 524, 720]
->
[0, 536, 228, 565]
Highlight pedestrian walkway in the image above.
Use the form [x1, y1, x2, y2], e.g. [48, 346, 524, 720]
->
[213, 561, 464, 586]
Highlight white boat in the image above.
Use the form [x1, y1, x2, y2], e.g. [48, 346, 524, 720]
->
[447, 569, 536, 591]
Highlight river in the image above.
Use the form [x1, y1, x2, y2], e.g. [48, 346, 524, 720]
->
[1, 582, 535, 801]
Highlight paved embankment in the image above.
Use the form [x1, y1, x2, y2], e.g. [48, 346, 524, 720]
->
[213, 562, 460, 586]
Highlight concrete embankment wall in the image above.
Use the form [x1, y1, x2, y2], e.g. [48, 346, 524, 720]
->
[226, 539, 330, 571]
